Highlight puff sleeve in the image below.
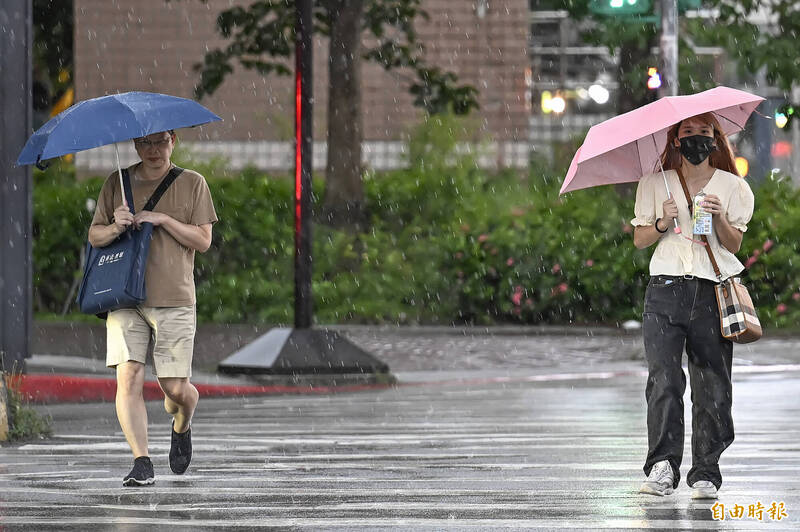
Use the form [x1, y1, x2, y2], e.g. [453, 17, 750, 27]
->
[631, 174, 657, 227]
[726, 177, 755, 232]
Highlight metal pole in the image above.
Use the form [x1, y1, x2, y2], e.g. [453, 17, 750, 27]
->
[792, 85, 800, 184]
[294, 0, 313, 329]
[658, 0, 678, 98]
[0, 0, 33, 373]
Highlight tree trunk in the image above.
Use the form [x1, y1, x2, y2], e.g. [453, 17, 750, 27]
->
[322, 0, 366, 231]
[616, 37, 657, 114]
[616, 36, 657, 197]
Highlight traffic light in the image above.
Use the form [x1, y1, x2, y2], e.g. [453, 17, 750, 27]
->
[678, 0, 702, 13]
[589, 0, 652, 16]
[647, 67, 662, 90]
[775, 104, 795, 129]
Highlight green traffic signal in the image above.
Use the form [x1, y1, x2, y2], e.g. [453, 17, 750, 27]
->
[678, 0, 702, 12]
[589, 0, 699, 17]
[589, 0, 652, 16]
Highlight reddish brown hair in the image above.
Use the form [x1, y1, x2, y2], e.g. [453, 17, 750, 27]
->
[657, 112, 740, 176]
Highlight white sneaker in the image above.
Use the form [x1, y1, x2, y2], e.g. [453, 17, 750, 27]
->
[691, 480, 718, 499]
[639, 460, 675, 496]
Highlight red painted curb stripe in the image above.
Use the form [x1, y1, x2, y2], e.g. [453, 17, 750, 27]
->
[11, 375, 392, 404]
[13, 364, 800, 404]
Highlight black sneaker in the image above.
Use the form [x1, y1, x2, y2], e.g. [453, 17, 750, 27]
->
[122, 456, 155, 487]
[169, 422, 192, 475]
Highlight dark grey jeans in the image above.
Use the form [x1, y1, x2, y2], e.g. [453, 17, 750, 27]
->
[642, 275, 734, 490]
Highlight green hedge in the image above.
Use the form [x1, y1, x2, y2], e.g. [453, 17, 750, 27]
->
[31, 124, 800, 329]
[33, 173, 103, 316]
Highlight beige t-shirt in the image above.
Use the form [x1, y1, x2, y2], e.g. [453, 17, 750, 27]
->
[91, 164, 218, 307]
[631, 168, 754, 281]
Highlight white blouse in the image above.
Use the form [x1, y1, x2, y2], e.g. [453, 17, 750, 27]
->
[631, 169, 755, 281]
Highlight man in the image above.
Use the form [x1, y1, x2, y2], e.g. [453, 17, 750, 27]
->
[88, 130, 217, 486]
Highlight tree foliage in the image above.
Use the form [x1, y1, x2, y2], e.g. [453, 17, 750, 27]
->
[563, 0, 800, 102]
[193, 0, 479, 115]
[32, 0, 74, 110]
[702, 0, 800, 92]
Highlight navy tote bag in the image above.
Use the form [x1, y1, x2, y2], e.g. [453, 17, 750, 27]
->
[77, 166, 183, 316]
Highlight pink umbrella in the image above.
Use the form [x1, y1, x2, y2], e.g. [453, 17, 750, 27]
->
[560, 86, 765, 196]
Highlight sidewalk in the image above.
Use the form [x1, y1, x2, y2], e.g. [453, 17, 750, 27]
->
[18, 326, 800, 403]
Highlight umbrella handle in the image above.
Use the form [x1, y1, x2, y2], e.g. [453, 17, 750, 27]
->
[655, 143, 682, 235]
[663, 185, 681, 234]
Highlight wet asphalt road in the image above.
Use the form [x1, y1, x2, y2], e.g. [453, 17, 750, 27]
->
[2, 330, 800, 530]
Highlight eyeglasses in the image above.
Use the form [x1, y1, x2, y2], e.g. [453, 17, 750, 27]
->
[134, 138, 171, 149]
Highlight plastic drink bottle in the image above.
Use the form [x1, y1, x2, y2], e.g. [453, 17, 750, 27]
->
[692, 191, 712, 235]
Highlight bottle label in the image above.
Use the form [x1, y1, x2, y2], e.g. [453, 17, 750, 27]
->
[692, 191, 712, 235]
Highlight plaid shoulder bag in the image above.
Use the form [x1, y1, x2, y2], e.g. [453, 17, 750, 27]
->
[676, 169, 762, 344]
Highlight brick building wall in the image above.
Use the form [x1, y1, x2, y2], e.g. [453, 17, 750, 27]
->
[74, 0, 530, 170]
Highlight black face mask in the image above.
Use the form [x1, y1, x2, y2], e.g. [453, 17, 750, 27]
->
[678, 135, 716, 165]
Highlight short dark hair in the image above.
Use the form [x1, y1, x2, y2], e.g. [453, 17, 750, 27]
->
[133, 130, 175, 143]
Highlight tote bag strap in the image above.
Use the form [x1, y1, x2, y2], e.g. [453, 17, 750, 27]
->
[122, 168, 135, 215]
[675, 167, 723, 281]
[143, 166, 184, 212]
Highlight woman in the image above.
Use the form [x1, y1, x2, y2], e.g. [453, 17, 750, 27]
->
[631, 113, 754, 499]
[88, 130, 217, 486]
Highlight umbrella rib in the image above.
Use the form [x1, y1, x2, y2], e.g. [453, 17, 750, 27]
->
[714, 110, 745, 131]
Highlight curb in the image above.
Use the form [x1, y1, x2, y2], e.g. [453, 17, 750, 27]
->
[13, 375, 394, 404]
[18, 364, 800, 405]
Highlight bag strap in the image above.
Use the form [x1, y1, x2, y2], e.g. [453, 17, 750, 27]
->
[143, 165, 184, 212]
[122, 168, 135, 215]
[675, 167, 723, 280]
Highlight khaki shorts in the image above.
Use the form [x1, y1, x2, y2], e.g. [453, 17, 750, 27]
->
[106, 306, 196, 378]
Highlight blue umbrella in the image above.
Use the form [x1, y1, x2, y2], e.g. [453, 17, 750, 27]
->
[17, 91, 221, 166]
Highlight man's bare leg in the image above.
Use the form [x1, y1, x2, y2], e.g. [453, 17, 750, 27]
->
[159, 377, 198, 433]
[116, 361, 149, 458]
[160, 377, 198, 475]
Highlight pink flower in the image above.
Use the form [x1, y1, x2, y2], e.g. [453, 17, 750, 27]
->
[777, 303, 788, 314]
[477, 234, 489, 243]
[744, 256, 758, 269]
[585, 259, 594, 267]
[551, 283, 569, 297]
[753, 249, 761, 257]
[763, 239, 774, 253]
[461, 224, 470, 232]
[793, 293, 800, 301]
[506, 257, 514, 266]
[511, 291, 523, 306]
[525, 298, 533, 307]
[551, 263, 561, 274]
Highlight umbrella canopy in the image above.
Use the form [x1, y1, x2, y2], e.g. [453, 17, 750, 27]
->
[17, 91, 221, 166]
[560, 86, 765, 195]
